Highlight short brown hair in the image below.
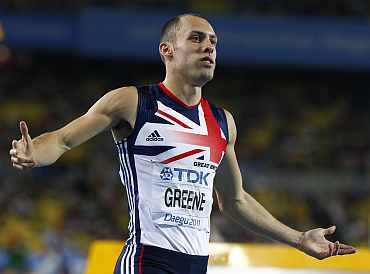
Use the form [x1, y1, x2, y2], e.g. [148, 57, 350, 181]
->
[160, 15, 183, 44]
[159, 14, 205, 63]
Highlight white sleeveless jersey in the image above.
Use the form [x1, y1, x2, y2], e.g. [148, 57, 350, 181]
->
[115, 83, 228, 256]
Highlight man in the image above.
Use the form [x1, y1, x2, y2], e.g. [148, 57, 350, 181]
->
[10, 14, 356, 274]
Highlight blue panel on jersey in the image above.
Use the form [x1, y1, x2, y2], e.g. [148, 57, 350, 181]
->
[152, 115, 174, 125]
[153, 85, 201, 126]
[132, 145, 175, 156]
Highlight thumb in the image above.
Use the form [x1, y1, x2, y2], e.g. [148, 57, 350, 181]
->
[323, 225, 336, 236]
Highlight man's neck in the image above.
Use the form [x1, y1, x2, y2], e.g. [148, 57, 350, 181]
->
[162, 76, 202, 106]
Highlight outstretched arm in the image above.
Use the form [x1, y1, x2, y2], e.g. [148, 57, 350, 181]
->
[214, 109, 356, 260]
[10, 86, 138, 169]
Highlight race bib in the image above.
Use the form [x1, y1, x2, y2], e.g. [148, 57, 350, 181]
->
[150, 164, 215, 232]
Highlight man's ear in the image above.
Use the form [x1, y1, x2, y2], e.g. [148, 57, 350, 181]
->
[159, 42, 174, 60]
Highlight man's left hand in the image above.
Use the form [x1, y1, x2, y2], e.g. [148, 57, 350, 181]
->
[298, 226, 356, 260]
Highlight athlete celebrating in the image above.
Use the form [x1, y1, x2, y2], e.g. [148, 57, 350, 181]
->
[9, 14, 356, 274]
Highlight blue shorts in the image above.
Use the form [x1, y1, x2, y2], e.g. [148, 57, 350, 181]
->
[114, 243, 209, 274]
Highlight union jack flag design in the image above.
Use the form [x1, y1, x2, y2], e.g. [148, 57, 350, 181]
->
[135, 94, 227, 166]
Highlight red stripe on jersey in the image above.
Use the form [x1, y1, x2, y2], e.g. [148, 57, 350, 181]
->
[161, 148, 205, 164]
[157, 109, 192, 129]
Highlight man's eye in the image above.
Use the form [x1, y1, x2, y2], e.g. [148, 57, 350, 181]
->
[191, 36, 200, 42]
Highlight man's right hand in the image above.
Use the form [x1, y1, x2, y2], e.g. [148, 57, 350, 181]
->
[10, 121, 37, 170]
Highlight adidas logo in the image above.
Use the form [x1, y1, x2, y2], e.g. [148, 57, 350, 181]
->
[146, 130, 164, 142]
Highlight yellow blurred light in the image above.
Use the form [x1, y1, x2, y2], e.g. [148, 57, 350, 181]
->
[85, 242, 370, 274]
[0, 45, 11, 63]
[228, 246, 251, 267]
[0, 22, 5, 41]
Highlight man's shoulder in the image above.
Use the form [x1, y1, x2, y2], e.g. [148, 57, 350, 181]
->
[98, 86, 139, 116]
[109, 85, 138, 95]
[102, 85, 139, 105]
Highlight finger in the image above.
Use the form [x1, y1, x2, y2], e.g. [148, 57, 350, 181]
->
[12, 161, 35, 168]
[10, 148, 18, 156]
[338, 248, 356, 255]
[11, 156, 34, 164]
[329, 242, 335, 256]
[12, 162, 24, 170]
[329, 241, 341, 256]
[338, 244, 357, 255]
[19, 121, 32, 146]
[12, 140, 25, 154]
[19, 121, 29, 137]
[21, 162, 35, 168]
[340, 243, 357, 250]
[11, 156, 19, 164]
[12, 140, 19, 150]
[323, 226, 336, 236]
[11, 157, 35, 168]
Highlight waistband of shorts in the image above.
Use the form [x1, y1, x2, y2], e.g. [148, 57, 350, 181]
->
[142, 244, 209, 261]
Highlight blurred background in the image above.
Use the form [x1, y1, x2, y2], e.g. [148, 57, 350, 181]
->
[1, 1, 370, 274]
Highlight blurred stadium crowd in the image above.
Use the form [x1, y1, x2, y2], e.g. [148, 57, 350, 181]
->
[1, 1, 370, 274]
[1, 0, 370, 17]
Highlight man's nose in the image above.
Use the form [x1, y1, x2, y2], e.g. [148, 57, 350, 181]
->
[204, 42, 215, 55]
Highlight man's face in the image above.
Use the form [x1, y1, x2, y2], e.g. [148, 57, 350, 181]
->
[169, 16, 217, 86]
